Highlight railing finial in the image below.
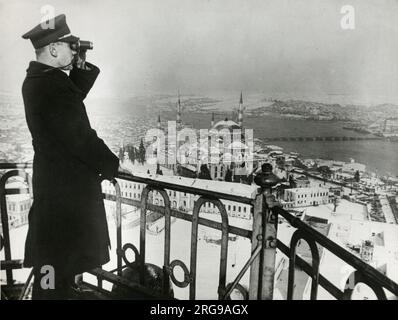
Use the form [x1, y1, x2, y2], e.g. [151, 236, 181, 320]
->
[254, 163, 280, 192]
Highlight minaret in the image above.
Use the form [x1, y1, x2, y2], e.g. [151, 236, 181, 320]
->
[211, 112, 215, 127]
[157, 114, 161, 130]
[238, 91, 243, 127]
[176, 90, 182, 128]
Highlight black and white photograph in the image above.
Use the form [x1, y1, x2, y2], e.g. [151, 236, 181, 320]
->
[1, 0, 398, 305]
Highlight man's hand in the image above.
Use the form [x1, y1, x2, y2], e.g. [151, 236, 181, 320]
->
[74, 49, 90, 70]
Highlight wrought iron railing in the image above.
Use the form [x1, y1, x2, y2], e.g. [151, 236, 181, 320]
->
[1, 162, 398, 300]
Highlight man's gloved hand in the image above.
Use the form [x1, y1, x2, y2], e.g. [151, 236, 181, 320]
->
[74, 49, 91, 70]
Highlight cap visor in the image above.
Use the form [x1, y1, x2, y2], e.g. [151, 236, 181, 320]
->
[57, 35, 79, 43]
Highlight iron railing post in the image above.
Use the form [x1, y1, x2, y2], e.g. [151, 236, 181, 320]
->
[249, 163, 280, 300]
[248, 188, 265, 299]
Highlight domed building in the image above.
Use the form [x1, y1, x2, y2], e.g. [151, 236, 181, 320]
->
[159, 91, 256, 183]
[202, 92, 254, 182]
[212, 119, 241, 132]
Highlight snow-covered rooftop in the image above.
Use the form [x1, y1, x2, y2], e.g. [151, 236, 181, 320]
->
[122, 164, 257, 199]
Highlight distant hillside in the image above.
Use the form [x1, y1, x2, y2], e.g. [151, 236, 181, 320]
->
[368, 104, 398, 118]
[250, 99, 398, 122]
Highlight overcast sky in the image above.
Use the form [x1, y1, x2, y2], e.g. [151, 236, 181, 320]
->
[1, 0, 398, 105]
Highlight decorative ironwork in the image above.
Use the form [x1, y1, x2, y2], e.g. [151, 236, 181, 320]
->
[287, 230, 320, 300]
[121, 243, 140, 269]
[168, 259, 191, 288]
[0, 167, 32, 287]
[190, 197, 229, 299]
[274, 206, 398, 300]
[1, 163, 398, 300]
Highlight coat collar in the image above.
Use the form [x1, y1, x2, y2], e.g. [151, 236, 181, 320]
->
[26, 61, 69, 79]
[26, 61, 83, 95]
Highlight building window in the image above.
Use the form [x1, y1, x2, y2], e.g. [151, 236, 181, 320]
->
[233, 205, 236, 211]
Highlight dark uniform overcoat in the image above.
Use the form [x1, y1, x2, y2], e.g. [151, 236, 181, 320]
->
[22, 61, 119, 275]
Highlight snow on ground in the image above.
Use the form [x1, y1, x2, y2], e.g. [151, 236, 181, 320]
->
[304, 200, 367, 224]
[301, 199, 398, 300]
[85, 212, 254, 299]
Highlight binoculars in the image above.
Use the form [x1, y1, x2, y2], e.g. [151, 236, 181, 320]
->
[70, 40, 93, 52]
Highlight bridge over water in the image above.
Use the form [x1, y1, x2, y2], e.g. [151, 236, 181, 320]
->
[262, 136, 383, 142]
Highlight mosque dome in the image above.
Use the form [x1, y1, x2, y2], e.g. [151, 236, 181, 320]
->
[211, 118, 241, 131]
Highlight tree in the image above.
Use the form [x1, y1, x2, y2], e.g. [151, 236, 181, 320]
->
[346, 178, 355, 194]
[224, 168, 232, 182]
[318, 165, 332, 185]
[288, 175, 296, 188]
[138, 139, 146, 164]
[354, 170, 360, 183]
[318, 165, 332, 178]
[126, 145, 135, 163]
[333, 196, 340, 213]
[130, 146, 136, 163]
[118, 146, 124, 161]
[156, 163, 163, 175]
[293, 158, 308, 170]
[198, 164, 212, 180]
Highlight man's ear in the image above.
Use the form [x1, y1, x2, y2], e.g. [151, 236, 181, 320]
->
[49, 43, 57, 58]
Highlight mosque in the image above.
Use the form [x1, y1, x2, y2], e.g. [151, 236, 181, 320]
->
[157, 92, 257, 183]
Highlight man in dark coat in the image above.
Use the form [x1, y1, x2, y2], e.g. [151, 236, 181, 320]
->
[21, 14, 119, 299]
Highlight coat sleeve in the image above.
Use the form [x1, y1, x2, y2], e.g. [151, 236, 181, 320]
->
[69, 62, 100, 99]
[41, 82, 119, 180]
